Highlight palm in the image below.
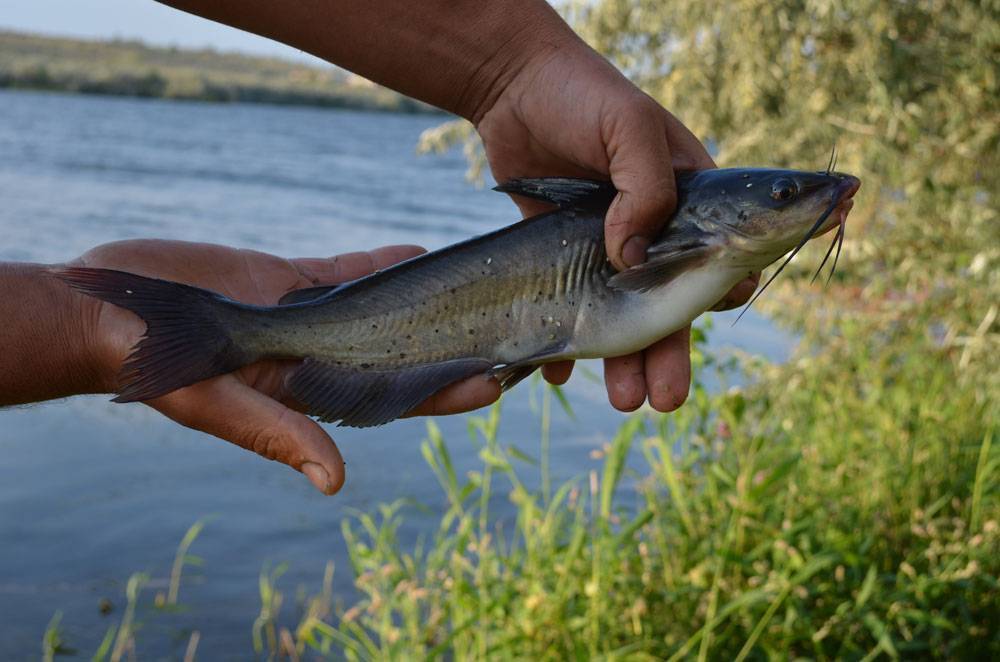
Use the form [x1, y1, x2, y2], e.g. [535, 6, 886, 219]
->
[72, 239, 498, 495]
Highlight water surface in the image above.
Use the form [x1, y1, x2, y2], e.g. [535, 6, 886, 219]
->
[0, 90, 794, 656]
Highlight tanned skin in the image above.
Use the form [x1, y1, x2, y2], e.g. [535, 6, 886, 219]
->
[0, 1, 761, 493]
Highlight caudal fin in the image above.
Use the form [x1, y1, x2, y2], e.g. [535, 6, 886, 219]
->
[55, 267, 253, 402]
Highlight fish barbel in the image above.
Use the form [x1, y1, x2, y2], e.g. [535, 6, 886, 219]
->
[57, 168, 860, 427]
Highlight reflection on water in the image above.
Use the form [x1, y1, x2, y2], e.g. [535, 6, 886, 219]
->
[0, 89, 794, 655]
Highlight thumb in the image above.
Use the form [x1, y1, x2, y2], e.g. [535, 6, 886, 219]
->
[603, 102, 678, 271]
[152, 376, 345, 495]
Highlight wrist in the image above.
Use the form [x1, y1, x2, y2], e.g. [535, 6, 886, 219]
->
[58, 266, 117, 395]
[457, 4, 582, 125]
[0, 263, 109, 405]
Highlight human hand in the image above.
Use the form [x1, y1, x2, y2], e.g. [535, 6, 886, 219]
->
[474, 41, 759, 412]
[66, 240, 500, 495]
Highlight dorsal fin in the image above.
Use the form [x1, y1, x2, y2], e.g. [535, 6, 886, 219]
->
[494, 178, 616, 209]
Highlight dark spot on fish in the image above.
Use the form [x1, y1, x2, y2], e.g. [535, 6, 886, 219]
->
[468, 329, 475, 335]
[399, 353, 406, 359]
[372, 324, 378, 330]
[406, 334, 412, 340]
[361, 363, 370, 369]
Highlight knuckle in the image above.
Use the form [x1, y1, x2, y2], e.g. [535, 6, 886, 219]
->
[242, 423, 301, 467]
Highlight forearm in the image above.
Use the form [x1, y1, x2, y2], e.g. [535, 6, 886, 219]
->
[0, 263, 102, 405]
[157, 0, 582, 122]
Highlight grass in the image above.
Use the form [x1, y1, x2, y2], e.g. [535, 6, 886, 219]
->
[44, 298, 999, 658]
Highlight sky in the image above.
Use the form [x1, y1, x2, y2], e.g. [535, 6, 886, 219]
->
[2, 0, 320, 62]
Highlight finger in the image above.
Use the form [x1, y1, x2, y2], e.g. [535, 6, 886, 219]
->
[603, 103, 676, 271]
[407, 374, 501, 417]
[152, 376, 345, 495]
[644, 327, 692, 412]
[711, 274, 760, 311]
[603, 352, 647, 411]
[542, 360, 574, 385]
[291, 245, 426, 285]
[661, 111, 717, 171]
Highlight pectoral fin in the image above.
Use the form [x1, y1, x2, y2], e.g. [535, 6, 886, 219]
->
[489, 341, 568, 391]
[607, 242, 717, 293]
[288, 357, 494, 427]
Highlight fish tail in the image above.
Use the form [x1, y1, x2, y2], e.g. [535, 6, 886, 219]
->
[55, 267, 255, 402]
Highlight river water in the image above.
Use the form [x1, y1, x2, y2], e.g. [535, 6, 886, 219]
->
[0, 89, 794, 656]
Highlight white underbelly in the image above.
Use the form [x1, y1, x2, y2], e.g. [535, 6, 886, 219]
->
[570, 265, 744, 359]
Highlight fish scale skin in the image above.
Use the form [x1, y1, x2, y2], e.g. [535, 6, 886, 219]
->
[233, 208, 614, 369]
[229, 167, 858, 372]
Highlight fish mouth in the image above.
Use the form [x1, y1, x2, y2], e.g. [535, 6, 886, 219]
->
[734, 172, 861, 323]
[820, 175, 861, 234]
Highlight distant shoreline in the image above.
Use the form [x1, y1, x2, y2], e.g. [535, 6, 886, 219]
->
[0, 30, 443, 115]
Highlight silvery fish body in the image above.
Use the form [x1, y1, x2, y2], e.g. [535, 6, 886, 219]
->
[58, 168, 860, 427]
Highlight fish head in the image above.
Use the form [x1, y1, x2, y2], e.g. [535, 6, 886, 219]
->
[676, 168, 861, 267]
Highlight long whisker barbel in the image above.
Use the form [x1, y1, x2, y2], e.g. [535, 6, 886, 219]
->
[733, 196, 841, 324]
[828, 216, 845, 283]
[825, 144, 837, 175]
[812, 223, 840, 283]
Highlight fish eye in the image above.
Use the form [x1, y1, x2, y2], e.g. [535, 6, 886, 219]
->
[770, 179, 798, 202]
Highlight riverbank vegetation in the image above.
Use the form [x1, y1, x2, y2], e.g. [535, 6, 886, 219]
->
[0, 31, 434, 113]
[41, 0, 998, 658]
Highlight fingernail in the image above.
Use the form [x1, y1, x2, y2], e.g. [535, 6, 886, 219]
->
[622, 236, 650, 268]
[302, 462, 330, 494]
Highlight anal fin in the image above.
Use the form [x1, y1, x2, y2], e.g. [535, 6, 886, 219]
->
[289, 357, 494, 428]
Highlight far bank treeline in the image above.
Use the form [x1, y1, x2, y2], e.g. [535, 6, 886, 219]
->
[0, 31, 438, 114]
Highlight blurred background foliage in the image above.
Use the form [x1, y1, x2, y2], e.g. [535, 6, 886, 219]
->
[407, 1, 1000, 658]
[426, 0, 999, 395]
[38, 1, 1000, 658]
